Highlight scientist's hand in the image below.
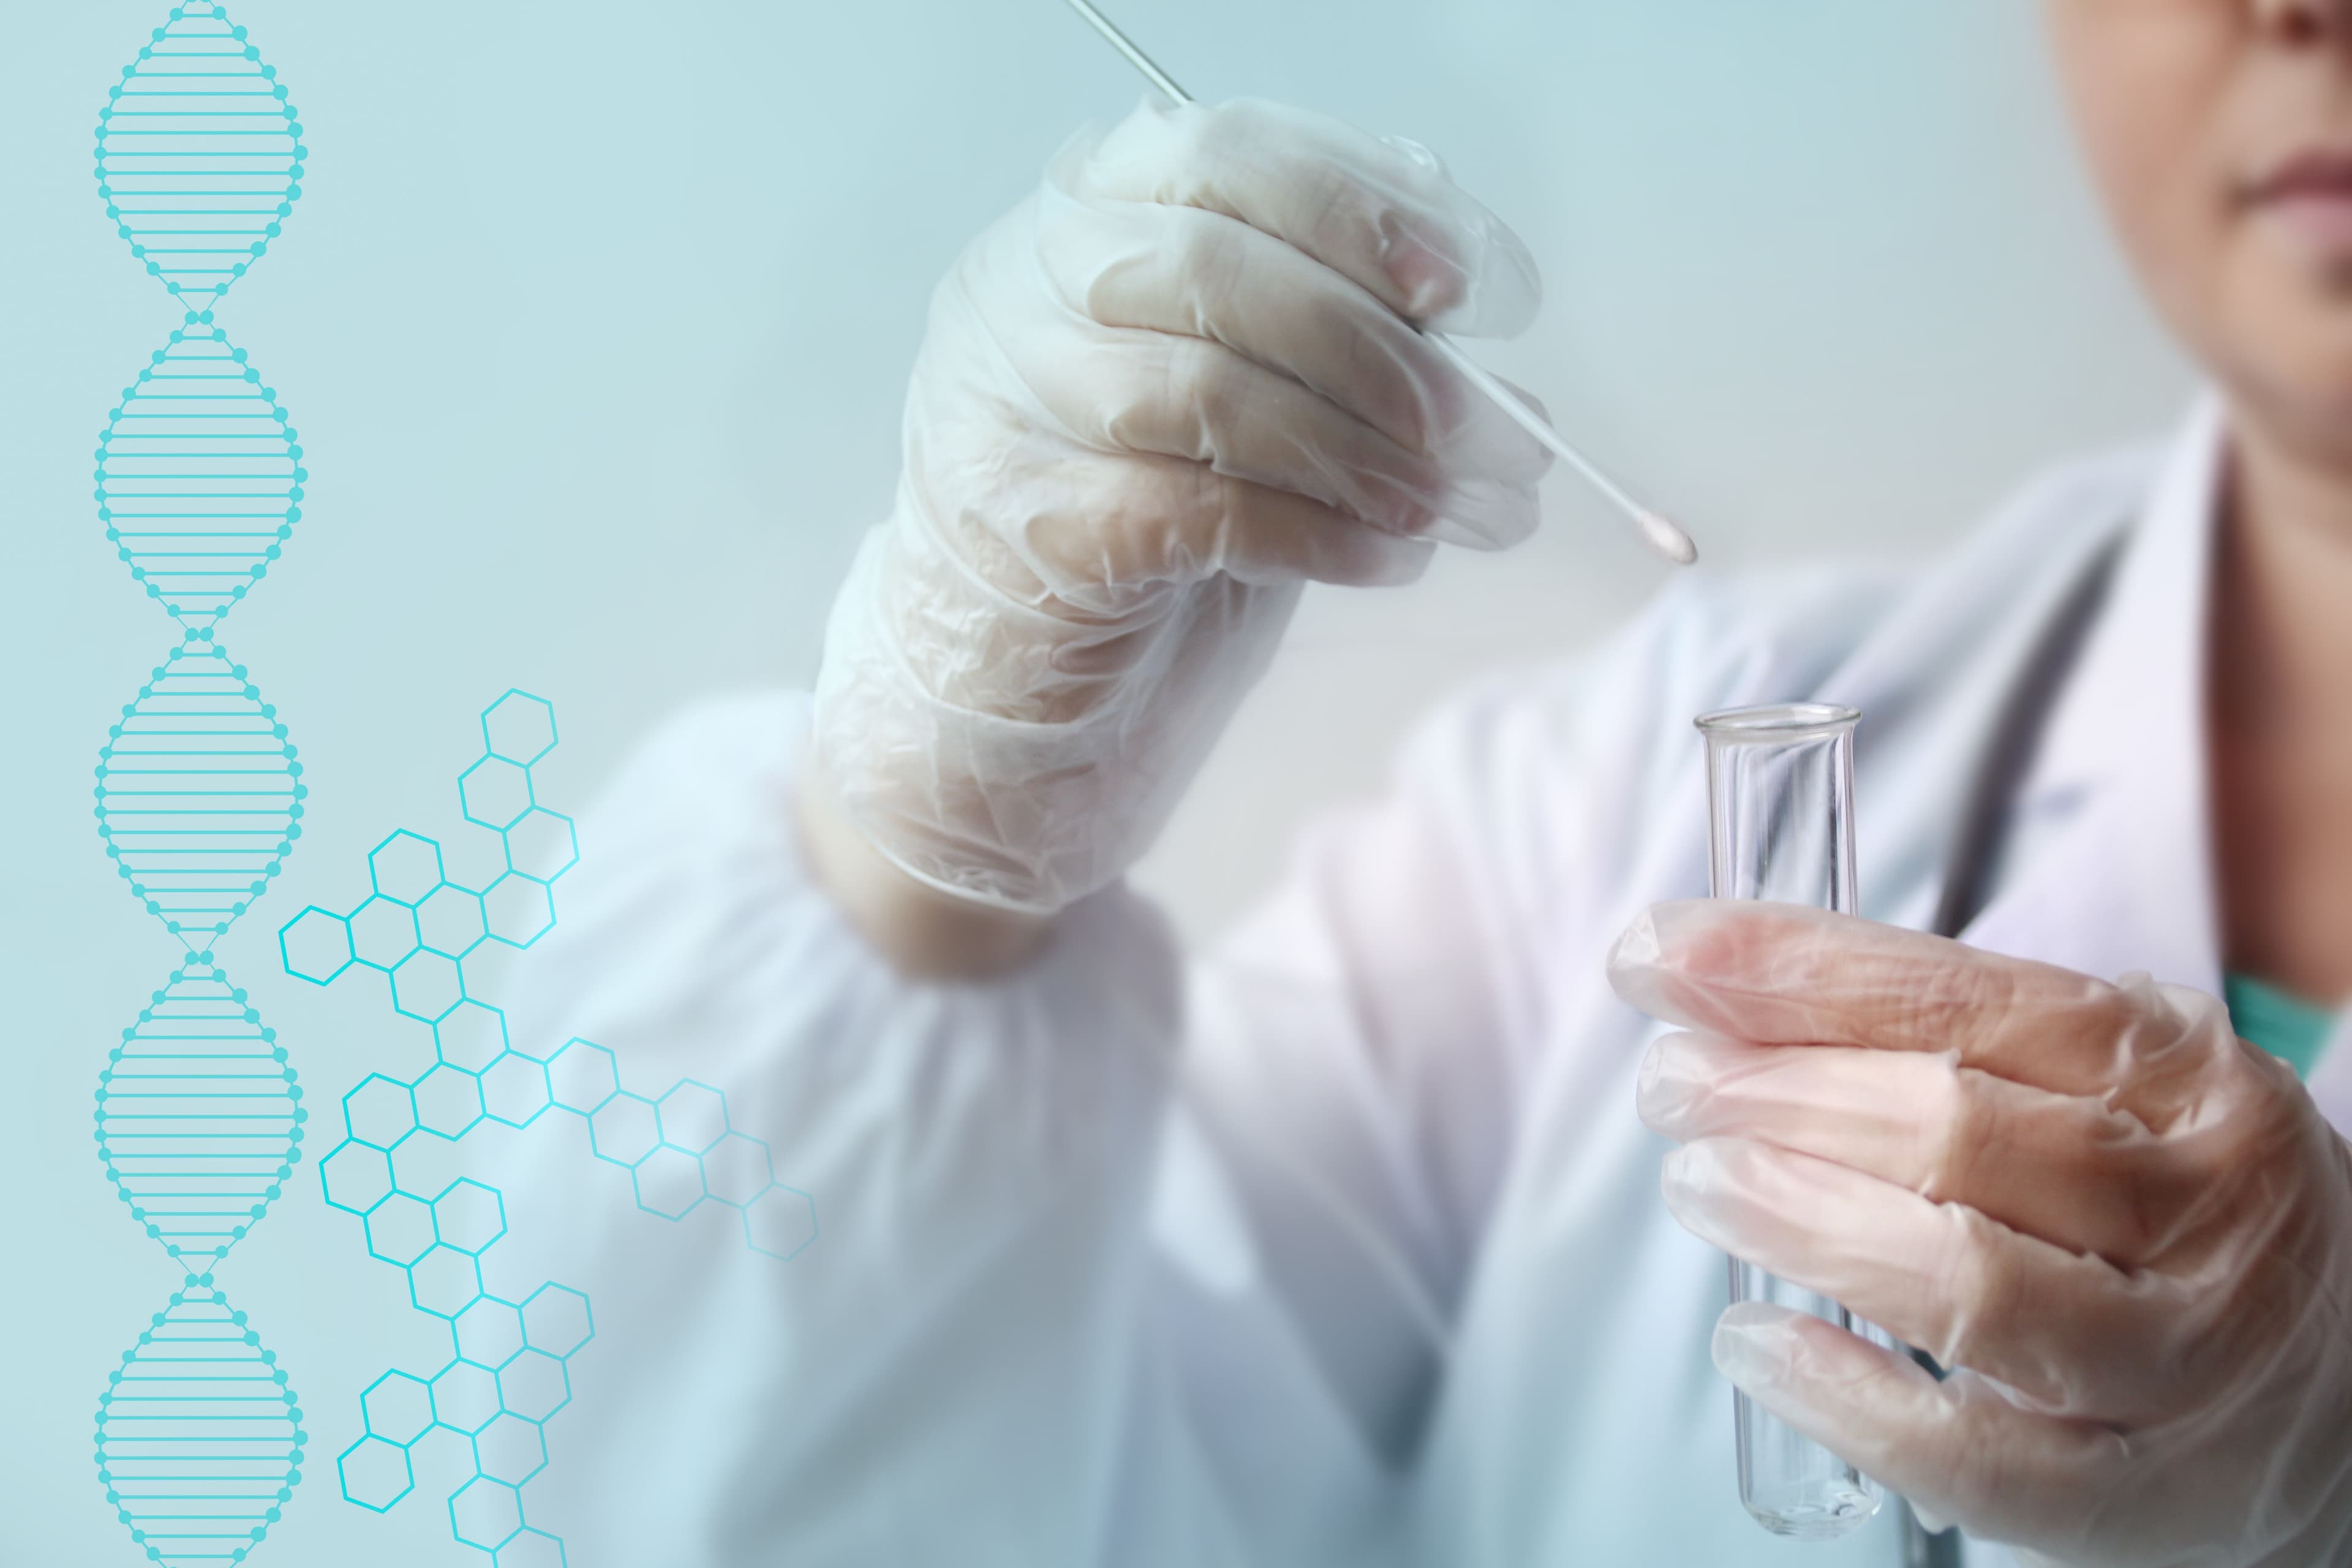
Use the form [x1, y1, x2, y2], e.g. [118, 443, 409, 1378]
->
[808, 96, 1550, 935]
[1610, 901, 2352, 1568]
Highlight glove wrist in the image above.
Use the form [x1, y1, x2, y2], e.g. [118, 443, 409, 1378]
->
[794, 739, 1054, 981]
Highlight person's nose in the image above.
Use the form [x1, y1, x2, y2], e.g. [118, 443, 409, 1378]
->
[2253, 0, 2352, 45]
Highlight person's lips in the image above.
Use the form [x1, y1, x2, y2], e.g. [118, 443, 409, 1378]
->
[2245, 145, 2352, 254]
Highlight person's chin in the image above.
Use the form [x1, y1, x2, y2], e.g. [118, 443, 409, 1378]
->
[2233, 353, 2352, 475]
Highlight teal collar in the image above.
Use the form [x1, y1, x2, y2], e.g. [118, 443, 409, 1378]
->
[2223, 973, 2337, 1082]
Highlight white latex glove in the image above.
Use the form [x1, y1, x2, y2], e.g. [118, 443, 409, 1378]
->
[812, 97, 1551, 914]
[1609, 900, 2352, 1568]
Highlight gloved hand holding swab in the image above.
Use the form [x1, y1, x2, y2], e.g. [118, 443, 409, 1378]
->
[1058, 0, 1700, 566]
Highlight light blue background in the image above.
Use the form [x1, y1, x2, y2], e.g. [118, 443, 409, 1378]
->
[1, 1, 2186, 1560]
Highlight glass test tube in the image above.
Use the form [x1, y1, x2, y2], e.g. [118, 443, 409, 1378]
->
[1695, 703, 1884, 1540]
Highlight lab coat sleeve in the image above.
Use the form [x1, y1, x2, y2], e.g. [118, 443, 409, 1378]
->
[494, 690, 1189, 1566]
[487, 673, 1577, 1566]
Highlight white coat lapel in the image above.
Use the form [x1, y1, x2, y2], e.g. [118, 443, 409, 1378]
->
[1959, 401, 2226, 1000]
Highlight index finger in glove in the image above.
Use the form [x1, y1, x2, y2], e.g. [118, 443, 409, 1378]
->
[1072, 96, 1542, 337]
[1637, 1031, 2203, 1265]
[1608, 901, 2214, 1111]
[1049, 194, 1551, 487]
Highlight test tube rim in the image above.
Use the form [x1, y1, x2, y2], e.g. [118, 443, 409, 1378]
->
[1694, 703, 1859, 739]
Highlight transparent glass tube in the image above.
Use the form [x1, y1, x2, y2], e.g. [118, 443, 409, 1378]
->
[1696, 703, 1883, 1540]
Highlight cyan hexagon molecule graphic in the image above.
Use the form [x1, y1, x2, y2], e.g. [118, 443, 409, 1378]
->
[519, 1284, 592, 1358]
[633, 1146, 707, 1221]
[545, 1038, 617, 1114]
[482, 1054, 551, 1128]
[407, 1245, 483, 1319]
[460, 756, 532, 832]
[319, 1141, 392, 1215]
[360, 1370, 434, 1446]
[413, 1063, 485, 1139]
[480, 691, 557, 766]
[473, 1412, 548, 1487]
[436, 998, 509, 1072]
[746, 1185, 820, 1261]
[348, 895, 420, 970]
[657, 1080, 728, 1155]
[337, 1434, 412, 1513]
[503, 809, 577, 881]
[279, 906, 351, 984]
[286, 692, 816, 1563]
[391, 950, 466, 1023]
[496, 1350, 570, 1423]
[481, 872, 555, 947]
[369, 830, 443, 903]
[364, 1193, 435, 1269]
[344, 1074, 417, 1151]
[703, 1131, 775, 1207]
[454, 1297, 525, 1370]
[494, 1529, 568, 1568]
[451, 1474, 523, 1551]
[587, 1093, 659, 1166]
[432, 1179, 506, 1254]
[418, 883, 488, 959]
[430, 1360, 503, 1435]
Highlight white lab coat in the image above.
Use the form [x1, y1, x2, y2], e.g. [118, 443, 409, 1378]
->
[491, 400, 2352, 1567]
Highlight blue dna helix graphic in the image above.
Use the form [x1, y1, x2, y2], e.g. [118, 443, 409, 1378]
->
[277, 693, 817, 1564]
[88, 4, 310, 1563]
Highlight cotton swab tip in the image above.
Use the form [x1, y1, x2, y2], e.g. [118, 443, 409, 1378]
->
[1637, 510, 1700, 566]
